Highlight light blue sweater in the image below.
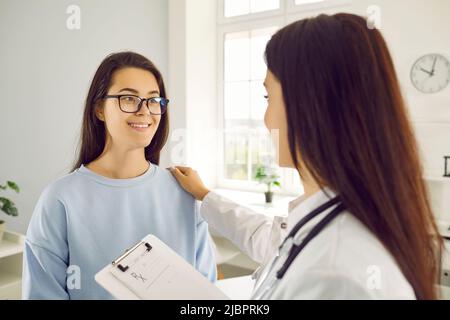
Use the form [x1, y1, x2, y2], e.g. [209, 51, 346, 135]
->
[22, 162, 217, 299]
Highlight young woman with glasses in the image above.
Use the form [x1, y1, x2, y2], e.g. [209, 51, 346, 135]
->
[22, 52, 217, 299]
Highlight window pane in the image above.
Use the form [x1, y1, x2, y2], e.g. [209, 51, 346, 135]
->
[250, 27, 277, 80]
[224, 132, 249, 180]
[250, 0, 280, 13]
[295, 0, 324, 5]
[224, 0, 279, 17]
[224, 82, 250, 120]
[222, 27, 279, 186]
[250, 80, 266, 120]
[250, 128, 276, 181]
[225, 31, 250, 81]
[224, 0, 250, 17]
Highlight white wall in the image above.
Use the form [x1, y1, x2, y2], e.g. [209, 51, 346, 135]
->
[345, 0, 450, 221]
[0, 0, 168, 234]
[284, 0, 450, 177]
[163, 0, 187, 168]
[349, 0, 450, 178]
[166, 0, 218, 187]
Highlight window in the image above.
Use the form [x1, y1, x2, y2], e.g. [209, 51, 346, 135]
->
[295, 0, 324, 4]
[224, 0, 280, 18]
[287, 0, 350, 13]
[218, 0, 350, 194]
[222, 26, 280, 183]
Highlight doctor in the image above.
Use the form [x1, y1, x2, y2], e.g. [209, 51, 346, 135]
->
[170, 13, 443, 300]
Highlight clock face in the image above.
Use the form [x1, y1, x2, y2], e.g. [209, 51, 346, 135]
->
[410, 54, 450, 93]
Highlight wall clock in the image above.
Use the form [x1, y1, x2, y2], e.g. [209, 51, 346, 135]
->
[410, 53, 450, 93]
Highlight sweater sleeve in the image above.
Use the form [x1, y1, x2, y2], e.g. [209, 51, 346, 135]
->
[194, 201, 218, 283]
[22, 187, 70, 299]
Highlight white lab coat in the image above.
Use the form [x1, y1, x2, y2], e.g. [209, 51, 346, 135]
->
[201, 188, 416, 299]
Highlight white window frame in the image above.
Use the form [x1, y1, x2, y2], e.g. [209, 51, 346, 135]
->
[286, 0, 350, 14]
[218, 0, 286, 25]
[217, 18, 288, 194]
[217, 0, 352, 195]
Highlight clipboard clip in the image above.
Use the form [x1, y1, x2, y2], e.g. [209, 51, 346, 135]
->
[112, 241, 153, 272]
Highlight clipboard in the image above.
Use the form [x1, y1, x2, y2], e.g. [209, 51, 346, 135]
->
[95, 234, 229, 300]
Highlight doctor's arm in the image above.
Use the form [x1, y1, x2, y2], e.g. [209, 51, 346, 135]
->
[170, 167, 282, 264]
[22, 188, 70, 299]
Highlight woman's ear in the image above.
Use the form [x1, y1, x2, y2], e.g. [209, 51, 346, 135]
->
[95, 103, 105, 122]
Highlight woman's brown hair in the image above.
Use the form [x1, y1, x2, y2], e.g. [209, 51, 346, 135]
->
[72, 51, 169, 171]
[265, 13, 442, 299]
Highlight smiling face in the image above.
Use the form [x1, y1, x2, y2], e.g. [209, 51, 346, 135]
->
[263, 70, 296, 168]
[95, 67, 162, 151]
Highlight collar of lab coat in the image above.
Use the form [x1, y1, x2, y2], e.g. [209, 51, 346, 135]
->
[286, 187, 338, 236]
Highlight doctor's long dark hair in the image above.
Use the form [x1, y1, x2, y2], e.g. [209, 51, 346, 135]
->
[265, 14, 442, 299]
[71, 51, 169, 171]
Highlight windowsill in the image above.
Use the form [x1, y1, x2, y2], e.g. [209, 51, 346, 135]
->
[213, 188, 299, 216]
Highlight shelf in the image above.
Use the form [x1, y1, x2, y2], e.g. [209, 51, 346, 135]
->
[0, 231, 25, 259]
[440, 285, 450, 300]
[0, 271, 21, 300]
[0, 270, 21, 290]
[424, 176, 450, 182]
[0, 231, 24, 300]
[437, 220, 450, 240]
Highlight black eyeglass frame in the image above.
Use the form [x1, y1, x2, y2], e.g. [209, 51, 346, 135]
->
[103, 94, 169, 115]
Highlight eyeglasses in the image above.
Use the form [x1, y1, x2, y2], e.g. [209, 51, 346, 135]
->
[103, 94, 169, 115]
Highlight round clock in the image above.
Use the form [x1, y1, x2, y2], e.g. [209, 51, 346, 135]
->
[410, 53, 450, 93]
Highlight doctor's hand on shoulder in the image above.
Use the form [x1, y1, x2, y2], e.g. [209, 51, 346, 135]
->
[169, 166, 210, 201]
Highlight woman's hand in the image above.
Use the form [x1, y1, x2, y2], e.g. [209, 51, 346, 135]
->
[168, 166, 210, 201]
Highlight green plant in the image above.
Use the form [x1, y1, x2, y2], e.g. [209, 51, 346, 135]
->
[254, 165, 281, 193]
[0, 181, 20, 221]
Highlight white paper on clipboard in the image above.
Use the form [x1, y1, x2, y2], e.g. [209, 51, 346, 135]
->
[95, 234, 229, 300]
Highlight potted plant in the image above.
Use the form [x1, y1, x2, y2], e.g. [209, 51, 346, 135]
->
[254, 165, 281, 203]
[0, 181, 20, 242]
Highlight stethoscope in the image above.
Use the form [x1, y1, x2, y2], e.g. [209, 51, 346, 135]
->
[251, 195, 345, 299]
